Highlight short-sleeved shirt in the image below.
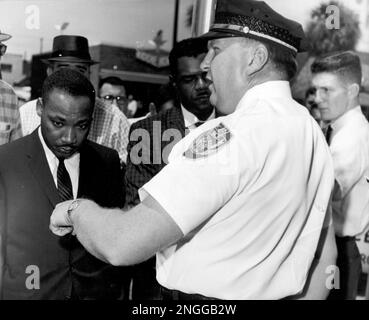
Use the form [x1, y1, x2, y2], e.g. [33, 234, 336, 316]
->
[19, 98, 130, 163]
[329, 106, 369, 237]
[0, 79, 22, 145]
[140, 81, 334, 300]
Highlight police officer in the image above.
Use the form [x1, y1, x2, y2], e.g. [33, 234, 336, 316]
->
[50, 0, 337, 300]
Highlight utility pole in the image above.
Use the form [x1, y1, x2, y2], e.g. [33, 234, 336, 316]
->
[40, 37, 43, 54]
[191, 0, 216, 37]
[172, 0, 180, 47]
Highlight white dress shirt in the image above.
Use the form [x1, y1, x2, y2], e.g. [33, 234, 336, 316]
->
[38, 128, 80, 199]
[140, 81, 334, 299]
[330, 106, 369, 237]
[181, 105, 215, 131]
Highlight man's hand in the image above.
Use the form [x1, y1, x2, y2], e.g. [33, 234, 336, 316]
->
[50, 200, 74, 236]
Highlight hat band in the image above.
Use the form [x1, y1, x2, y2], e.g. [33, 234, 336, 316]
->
[50, 49, 92, 60]
[211, 23, 298, 53]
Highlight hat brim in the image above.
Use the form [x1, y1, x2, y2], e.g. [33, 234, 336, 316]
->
[198, 29, 240, 41]
[198, 28, 270, 44]
[41, 56, 99, 66]
[0, 33, 12, 42]
[199, 29, 308, 53]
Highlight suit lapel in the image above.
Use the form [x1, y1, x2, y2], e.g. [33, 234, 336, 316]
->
[77, 142, 94, 198]
[167, 105, 186, 136]
[26, 130, 60, 207]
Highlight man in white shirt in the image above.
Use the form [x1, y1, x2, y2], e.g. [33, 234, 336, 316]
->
[311, 51, 369, 300]
[50, 0, 336, 300]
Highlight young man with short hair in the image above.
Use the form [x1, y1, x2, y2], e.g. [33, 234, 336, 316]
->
[311, 51, 369, 300]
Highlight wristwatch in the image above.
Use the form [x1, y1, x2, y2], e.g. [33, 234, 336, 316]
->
[67, 199, 82, 224]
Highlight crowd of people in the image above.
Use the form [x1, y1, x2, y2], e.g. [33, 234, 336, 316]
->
[0, 0, 368, 300]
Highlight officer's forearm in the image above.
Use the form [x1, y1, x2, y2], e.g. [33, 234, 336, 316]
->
[71, 197, 183, 266]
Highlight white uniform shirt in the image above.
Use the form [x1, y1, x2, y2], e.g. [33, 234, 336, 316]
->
[329, 106, 369, 237]
[38, 128, 80, 199]
[140, 81, 334, 300]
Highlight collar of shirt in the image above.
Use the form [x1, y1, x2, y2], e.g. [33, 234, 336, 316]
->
[181, 104, 216, 129]
[38, 127, 80, 199]
[235, 81, 292, 112]
[331, 106, 362, 135]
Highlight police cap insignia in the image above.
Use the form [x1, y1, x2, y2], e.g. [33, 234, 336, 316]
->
[184, 123, 232, 159]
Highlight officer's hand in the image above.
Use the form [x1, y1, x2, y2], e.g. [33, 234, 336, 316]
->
[50, 200, 74, 236]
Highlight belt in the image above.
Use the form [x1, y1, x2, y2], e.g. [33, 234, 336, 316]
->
[335, 236, 356, 243]
[160, 285, 219, 300]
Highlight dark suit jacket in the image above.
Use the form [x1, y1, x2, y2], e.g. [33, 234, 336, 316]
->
[125, 106, 186, 207]
[0, 130, 128, 300]
[124, 106, 188, 299]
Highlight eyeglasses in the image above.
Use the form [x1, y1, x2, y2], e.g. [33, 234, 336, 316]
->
[102, 95, 127, 105]
[0, 43, 7, 57]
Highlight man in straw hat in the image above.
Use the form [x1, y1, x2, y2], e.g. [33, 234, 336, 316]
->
[0, 29, 22, 145]
[50, 0, 337, 299]
[20, 35, 130, 164]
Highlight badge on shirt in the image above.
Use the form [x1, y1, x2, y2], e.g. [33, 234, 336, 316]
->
[184, 123, 232, 159]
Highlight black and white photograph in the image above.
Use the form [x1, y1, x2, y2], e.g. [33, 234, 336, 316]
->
[0, 0, 369, 309]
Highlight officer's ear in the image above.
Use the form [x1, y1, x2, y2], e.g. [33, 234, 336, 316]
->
[36, 98, 44, 117]
[247, 43, 269, 76]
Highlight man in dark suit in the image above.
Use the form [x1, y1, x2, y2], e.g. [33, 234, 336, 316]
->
[0, 69, 129, 300]
[125, 37, 214, 299]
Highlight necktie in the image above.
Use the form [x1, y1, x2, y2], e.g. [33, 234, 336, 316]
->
[193, 121, 205, 128]
[57, 159, 73, 201]
[325, 125, 333, 146]
[57, 159, 77, 252]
